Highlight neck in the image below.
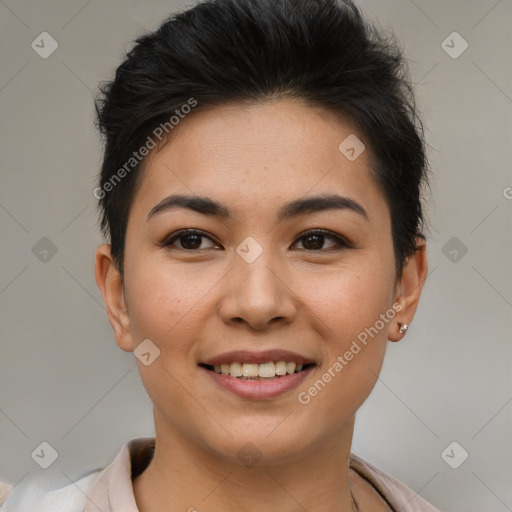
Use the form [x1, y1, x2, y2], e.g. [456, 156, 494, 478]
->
[133, 412, 359, 512]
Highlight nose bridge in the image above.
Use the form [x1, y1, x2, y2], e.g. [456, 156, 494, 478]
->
[241, 247, 281, 294]
[218, 237, 296, 329]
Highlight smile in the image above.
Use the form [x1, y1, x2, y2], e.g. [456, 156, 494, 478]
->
[201, 361, 314, 380]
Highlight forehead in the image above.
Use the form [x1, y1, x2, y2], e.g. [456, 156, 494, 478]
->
[131, 99, 389, 226]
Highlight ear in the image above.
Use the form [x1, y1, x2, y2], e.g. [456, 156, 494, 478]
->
[94, 244, 134, 352]
[389, 237, 428, 342]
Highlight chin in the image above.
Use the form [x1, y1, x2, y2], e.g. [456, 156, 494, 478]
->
[200, 426, 314, 467]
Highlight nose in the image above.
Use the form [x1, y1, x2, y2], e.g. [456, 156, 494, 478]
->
[218, 249, 297, 331]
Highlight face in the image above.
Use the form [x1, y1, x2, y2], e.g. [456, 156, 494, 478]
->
[98, 99, 417, 465]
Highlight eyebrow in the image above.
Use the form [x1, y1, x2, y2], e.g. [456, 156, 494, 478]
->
[147, 193, 369, 222]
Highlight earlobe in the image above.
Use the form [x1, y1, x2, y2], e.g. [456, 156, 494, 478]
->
[94, 244, 134, 352]
[389, 238, 428, 342]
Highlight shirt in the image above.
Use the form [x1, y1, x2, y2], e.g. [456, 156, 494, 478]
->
[0, 437, 441, 511]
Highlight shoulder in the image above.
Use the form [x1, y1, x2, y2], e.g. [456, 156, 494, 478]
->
[0, 482, 13, 507]
[0, 437, 149, 512]
[0, 471, 102, 512]
[349, 453, 441, 512]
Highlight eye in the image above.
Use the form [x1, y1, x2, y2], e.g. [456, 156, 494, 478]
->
[160, 229, 220, 251]
[159, 228, 351, 252]
[291, 229, 351, 251]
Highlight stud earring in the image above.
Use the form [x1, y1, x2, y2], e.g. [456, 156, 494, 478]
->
[398, 323, 409, 334]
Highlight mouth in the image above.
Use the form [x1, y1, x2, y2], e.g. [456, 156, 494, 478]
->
[199, 361, 316, 380]
[199, 350, 316, 399]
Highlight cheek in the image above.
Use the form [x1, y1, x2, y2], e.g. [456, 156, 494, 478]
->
[124, 266, 208, 410]
[295, 288, 390, 428]
[300, 258, 395, 341]
[124, 256, 230, 368]
[294, 261, 394, 405]
[124, 262, 199, 349]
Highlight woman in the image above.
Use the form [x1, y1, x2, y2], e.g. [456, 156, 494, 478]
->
[2, 0, 439, 510]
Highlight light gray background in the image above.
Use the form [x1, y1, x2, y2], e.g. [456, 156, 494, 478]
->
[1, 1, 511, 510]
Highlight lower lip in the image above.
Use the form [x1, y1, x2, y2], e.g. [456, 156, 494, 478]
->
[201, 366, 314, 399]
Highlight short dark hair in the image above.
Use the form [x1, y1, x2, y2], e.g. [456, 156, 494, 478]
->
[95, 0, 430, 277]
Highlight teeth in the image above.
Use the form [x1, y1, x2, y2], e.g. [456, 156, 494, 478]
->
[258, 362, 275, 378]
[275, 361, 287, 375]
[229, 362, 243, 377]
[209, 360, 309, 378]
[242, 363, 259, 378]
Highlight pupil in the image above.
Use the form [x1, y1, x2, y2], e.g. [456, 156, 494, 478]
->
[304, 234, 323, 250]
[182, 234, 201, 249]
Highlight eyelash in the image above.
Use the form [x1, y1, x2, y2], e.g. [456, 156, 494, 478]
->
[159, 228, 352, 252]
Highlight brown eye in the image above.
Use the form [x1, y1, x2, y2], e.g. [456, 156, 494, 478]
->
[292, 230, 350, 251]
[161, 230, 220, 250]
[177, 233, 202, 250]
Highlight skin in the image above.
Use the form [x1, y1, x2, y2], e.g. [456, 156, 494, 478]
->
[95, 98, 428, 512]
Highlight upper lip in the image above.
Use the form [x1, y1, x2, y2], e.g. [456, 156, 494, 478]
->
[201, 349, 314, 366]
